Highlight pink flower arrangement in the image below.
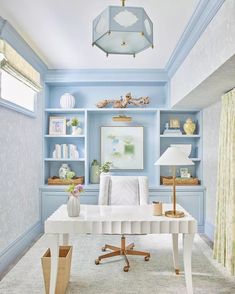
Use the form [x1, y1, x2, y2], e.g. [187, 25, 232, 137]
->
[67, 184, 84, 197]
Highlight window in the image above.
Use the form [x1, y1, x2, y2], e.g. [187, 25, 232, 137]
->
[0, 70, 36, 114]
[0, 39, 42, 117]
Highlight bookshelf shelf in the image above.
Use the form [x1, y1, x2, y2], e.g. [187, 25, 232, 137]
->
[160, 134, 200, 138]
[44, 135, 85, 138]
[45, 108, 85, 113]
[190, 158, 201, 162]
[44, 158, 85, 162]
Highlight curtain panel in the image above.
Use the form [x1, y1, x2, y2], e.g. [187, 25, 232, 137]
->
[0, 39, 42, 92]
[213, 89, 235, 275]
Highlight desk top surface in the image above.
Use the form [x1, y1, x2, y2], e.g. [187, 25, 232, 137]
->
[45, 204, 197, 234]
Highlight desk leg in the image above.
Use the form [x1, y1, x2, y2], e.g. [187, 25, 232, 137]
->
[62, 233, 69, 245]
[48, 234, 59, 294]
[172, 233, 179, 274]
[183, 233, 194, 294]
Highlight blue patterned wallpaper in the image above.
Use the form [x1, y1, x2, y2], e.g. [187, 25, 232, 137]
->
[0, 94, 42, 253]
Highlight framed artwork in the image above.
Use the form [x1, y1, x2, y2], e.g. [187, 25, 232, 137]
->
[49, 116, 66, 135]
[180, 168, 190, 178]
[100, 126, 144, 170]
[169, 119, 180, 129]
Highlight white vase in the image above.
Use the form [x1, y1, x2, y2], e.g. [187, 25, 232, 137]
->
[100, 172, 111, 176]
[67, 194, 80, 217]
[60, 93, 75, 109]
[59, 164, 71, 179]
[71, 126, 82, 135]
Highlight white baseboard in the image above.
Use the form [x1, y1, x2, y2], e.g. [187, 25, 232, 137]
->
[0, 221, 42, 277]
[205, 221, 215, 241]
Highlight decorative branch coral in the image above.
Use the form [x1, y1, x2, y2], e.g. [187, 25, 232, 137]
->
[96, 93, 150, 108]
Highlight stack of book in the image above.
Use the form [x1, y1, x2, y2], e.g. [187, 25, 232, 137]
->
[52, 144, 79, 159]
[163, 128, 182, 135]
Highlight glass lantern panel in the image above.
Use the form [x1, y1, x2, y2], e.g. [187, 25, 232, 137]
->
[95, 31, 151, 54]
[113, 9, 138, 28]
[144, 19, 152, 36]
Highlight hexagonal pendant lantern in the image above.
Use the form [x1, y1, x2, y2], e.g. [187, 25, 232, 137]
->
[92, 0, 153, 57]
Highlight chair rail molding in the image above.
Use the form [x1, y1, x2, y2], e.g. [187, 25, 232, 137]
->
[166, 0, 226, 78]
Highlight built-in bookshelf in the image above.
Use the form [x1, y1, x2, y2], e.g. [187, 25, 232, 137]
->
[44, 106, 86, 184]
[43, 105, 202, 186]
[159, 110, 202, 183]
[41, 75, 205, 231]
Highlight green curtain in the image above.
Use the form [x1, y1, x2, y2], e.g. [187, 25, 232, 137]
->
[213, 89, 235, 275]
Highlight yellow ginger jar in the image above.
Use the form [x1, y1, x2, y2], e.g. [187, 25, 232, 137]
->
[183, 118, 196, 135]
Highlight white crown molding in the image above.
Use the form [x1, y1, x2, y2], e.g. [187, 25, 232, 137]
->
[166, 0, 225, 78]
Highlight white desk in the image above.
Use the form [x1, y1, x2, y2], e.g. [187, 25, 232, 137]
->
[45, 204, 197, 294]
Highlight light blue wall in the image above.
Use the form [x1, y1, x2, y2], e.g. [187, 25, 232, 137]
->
[88, 111, 158, 185]
[0, 17, 47, 274]
[46, 82, 167, 109]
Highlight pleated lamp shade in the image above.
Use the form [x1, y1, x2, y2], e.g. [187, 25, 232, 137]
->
[154, 147, 194, 166]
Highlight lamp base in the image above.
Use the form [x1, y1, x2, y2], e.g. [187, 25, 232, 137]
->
[165, 210, 185, 218]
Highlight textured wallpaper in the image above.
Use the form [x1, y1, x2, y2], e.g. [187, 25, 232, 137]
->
[203, 100, 221, 227]
[171, 0, 235, 106]
[0, 95, 42, 253]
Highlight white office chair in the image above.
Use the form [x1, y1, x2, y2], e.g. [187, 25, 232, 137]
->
[95, 175, 150, 272]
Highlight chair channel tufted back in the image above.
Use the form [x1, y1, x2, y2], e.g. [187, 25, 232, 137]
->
[98, 176, 149, 206]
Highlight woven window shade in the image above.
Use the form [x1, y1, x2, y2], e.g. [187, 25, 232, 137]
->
[0, 39, 42, 92]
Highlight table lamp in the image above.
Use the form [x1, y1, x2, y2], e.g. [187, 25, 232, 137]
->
[154, 146, 194, 218]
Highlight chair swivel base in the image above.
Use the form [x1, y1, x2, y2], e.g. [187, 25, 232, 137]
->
[95, 235, 150, 272]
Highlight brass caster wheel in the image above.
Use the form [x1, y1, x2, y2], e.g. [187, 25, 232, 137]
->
[123, 265, 130, 272]
[175, 269, 180, 275]
[144, 256, 150, 261]
[95, 259, 100, 265]
[102, 247, 106, 252]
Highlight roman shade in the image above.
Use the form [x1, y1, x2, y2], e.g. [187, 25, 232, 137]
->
[0, 39, 42, 92]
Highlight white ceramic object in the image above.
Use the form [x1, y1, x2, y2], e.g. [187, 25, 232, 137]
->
[59, 164, 71, 179]
[67, 195, 80, 217]
[60, 93, 75, 109]
[71, 126, 82, 135]
[100, 172, 111, 176]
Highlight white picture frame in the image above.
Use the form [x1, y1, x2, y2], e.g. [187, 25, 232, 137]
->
[100, 126, 144, 170]
[180, 168, 189, 178]
[49, 116, 66, 135]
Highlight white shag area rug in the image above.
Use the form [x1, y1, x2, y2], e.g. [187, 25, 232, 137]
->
[0, 234, 234, 294]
